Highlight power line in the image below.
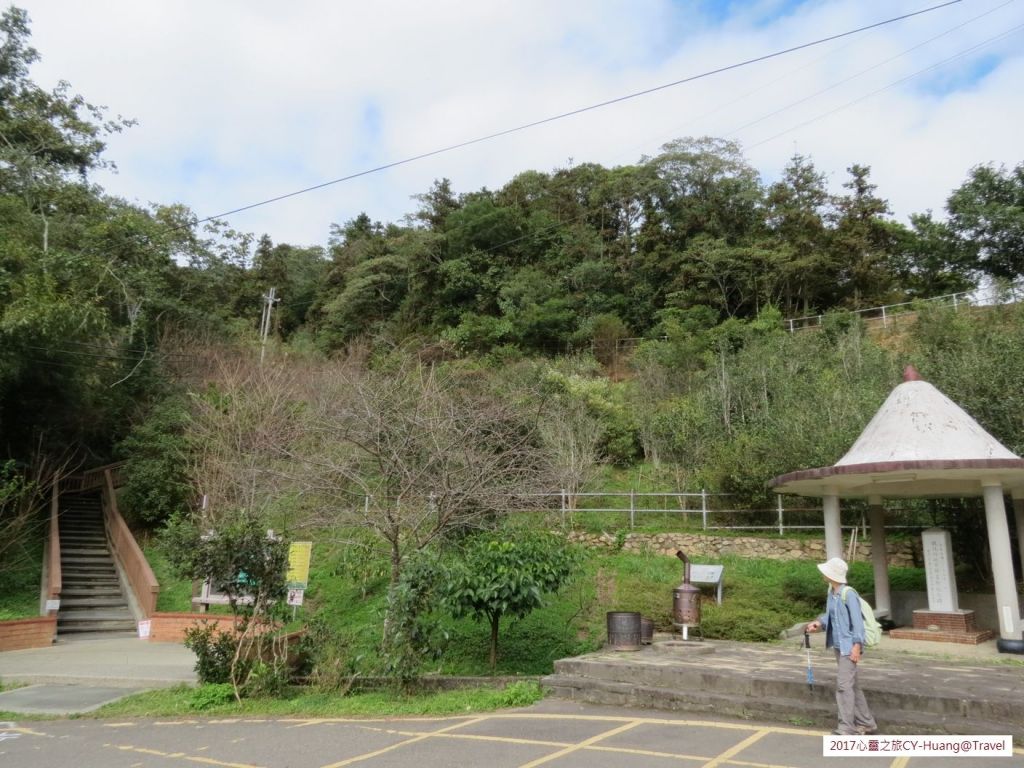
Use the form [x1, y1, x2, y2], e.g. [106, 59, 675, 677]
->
[724, 0, 1017, 139]
[745, 21, 1024, 150]
[194, 1, 962, 226]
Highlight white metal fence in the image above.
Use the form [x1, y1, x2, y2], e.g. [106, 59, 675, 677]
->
[782, 279, 1024, 334]
[524, 490, 932, 535]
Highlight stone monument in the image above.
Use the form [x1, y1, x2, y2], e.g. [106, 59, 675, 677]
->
[891, 528, 994, 644]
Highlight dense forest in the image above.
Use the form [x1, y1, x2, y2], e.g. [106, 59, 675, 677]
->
[3, 2, 1024, 546]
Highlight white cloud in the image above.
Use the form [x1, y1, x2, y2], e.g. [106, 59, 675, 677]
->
[14, 0, 1024, 246]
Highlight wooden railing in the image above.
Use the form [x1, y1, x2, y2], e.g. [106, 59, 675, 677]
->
[45, 477, 61, 610]
[101, 468, 160, 617]
[61, 461, 126, 494]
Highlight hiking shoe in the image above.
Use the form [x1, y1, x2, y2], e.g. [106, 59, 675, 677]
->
[856, 726, 878, 735]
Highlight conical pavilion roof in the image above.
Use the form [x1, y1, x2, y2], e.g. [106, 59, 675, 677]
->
[770, 367, 1024, 498]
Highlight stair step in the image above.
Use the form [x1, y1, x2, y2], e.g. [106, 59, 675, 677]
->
[60, 597, 129, 609]
[59, 608, 133, 621]
[60, 576, 120, 585]
[60, 587, 124, 597]
[60, 548, 111, 557]
[58, 620, 137, 634]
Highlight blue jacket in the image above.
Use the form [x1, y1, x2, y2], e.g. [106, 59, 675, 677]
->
[818, 585, 865, 657]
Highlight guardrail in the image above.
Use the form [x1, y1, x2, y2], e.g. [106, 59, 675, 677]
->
[101, 467, 160, 618]
[783, 280, 1024, 334]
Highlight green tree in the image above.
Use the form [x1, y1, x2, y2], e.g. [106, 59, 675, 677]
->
[830, 165, 898, 307]
[444, 531, 578, 670]
[766, 153, 835, 314]
[946, 162, 1024, 280]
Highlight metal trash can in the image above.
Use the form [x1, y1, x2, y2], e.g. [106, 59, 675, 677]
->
[606, 611, 642, 651]
[640, 616, 654, 645]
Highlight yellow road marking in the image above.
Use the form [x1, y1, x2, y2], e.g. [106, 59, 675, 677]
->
[102, 722, 137, 728]
[108, 743, 266, 768]
[318, 716, 488, 768]
[701, 728, 771, 768]
[516, 719, 643, 768]
[889, 757, 910, 768]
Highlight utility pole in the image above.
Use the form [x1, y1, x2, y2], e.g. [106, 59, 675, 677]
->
[259, 287, 279, 365]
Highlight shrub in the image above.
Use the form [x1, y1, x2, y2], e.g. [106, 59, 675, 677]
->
[183, 622, 239, 685]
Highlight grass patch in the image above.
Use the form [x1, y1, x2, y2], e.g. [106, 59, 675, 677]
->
[141, 536, 193, 612]
[90, 680, 545, 719]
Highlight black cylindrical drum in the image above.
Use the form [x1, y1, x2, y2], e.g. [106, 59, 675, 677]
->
[640, 616, 654, 645]
[606, 611, 642, 650]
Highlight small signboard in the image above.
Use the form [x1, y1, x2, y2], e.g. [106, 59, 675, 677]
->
[286, 541, 313, 590]
[688, 564, 725, 605]
[45, 599, 60, 612]
[137, 619, 152, 639]
[287, 588, 305, 607]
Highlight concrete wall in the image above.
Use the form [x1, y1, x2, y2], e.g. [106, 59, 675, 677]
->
[889, 591, 1024, 633]
[567, 531, 919, 567]
[0, 616, 56, 651]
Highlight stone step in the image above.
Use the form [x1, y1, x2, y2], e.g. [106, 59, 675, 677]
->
[58, 607, 133, 622]
[59, 597, 129, 610]
[545, 650, 1024, 739]
[541, 673, 1023, 740]
[59, 586, 124, 597]
[60, 575, 120, 585]
[57, 619, 137, 634]
[60, 547, 111, 557]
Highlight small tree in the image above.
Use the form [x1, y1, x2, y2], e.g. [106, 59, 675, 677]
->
[444, 531, 579, 671]
[161, 511, 289, 700]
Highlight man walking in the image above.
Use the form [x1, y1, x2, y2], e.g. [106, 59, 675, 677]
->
[805, 557, 877, 736]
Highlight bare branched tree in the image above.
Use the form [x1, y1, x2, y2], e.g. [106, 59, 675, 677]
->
[184, 349, 312, 523]
[537, 400, 603, 511]
[297, 359, 547, 584]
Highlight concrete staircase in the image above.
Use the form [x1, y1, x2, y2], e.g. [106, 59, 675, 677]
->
[57, 493, 136, 637]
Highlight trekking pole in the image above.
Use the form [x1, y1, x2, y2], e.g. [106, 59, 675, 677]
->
[804, 631, 814, 691]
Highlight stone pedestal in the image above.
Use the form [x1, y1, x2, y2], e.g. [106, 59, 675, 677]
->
[889, 609, 995, 645]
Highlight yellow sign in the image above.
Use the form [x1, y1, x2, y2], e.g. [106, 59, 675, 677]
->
[286, 541, 312, 589]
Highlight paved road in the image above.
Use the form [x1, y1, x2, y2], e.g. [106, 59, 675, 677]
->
[2, 700, 1020, 768]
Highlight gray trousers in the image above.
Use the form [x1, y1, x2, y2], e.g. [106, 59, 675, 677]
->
[835, 650, 876, 734]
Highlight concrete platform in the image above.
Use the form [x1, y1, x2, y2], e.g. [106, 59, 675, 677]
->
[0, 635, 196, 691]
[542, 635, 1024, 743]
[0, 684, 145, 715]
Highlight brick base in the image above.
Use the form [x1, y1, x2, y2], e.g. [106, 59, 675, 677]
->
[0, 616, 57, 651]
[888, 608, 994, 644]
[147, 612, 239, 643]
[911, 609, 979, 633]
[888, 627, 995, 644]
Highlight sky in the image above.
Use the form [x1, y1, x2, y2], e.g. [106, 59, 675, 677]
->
[13, 0, 1024, 249]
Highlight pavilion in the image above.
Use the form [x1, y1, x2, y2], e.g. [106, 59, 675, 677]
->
[769, 366, 1023, 643]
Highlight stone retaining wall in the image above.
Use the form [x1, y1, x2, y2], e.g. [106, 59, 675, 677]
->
[0, 616, 57, 651]
[567, 531, 920, 568]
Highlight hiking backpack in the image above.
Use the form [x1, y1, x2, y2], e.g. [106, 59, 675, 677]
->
[839, 585, 882, 647]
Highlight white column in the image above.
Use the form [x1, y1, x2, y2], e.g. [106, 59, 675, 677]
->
[823, 490, 842, 560]
[1013, 494, 1024, 578]
[868, 495, 891, 618]
[982, 482, 1022, 640]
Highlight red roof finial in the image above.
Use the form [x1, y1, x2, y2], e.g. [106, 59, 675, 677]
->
[903, 365, 922, 382]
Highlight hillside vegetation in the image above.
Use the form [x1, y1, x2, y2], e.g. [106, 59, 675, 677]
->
[2, 6, 1023, 690]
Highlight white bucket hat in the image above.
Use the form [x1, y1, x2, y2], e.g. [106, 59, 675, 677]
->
[817, 557, 848, 584]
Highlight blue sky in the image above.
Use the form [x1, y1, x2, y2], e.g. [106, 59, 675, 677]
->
[14, 0, 1024, 247]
